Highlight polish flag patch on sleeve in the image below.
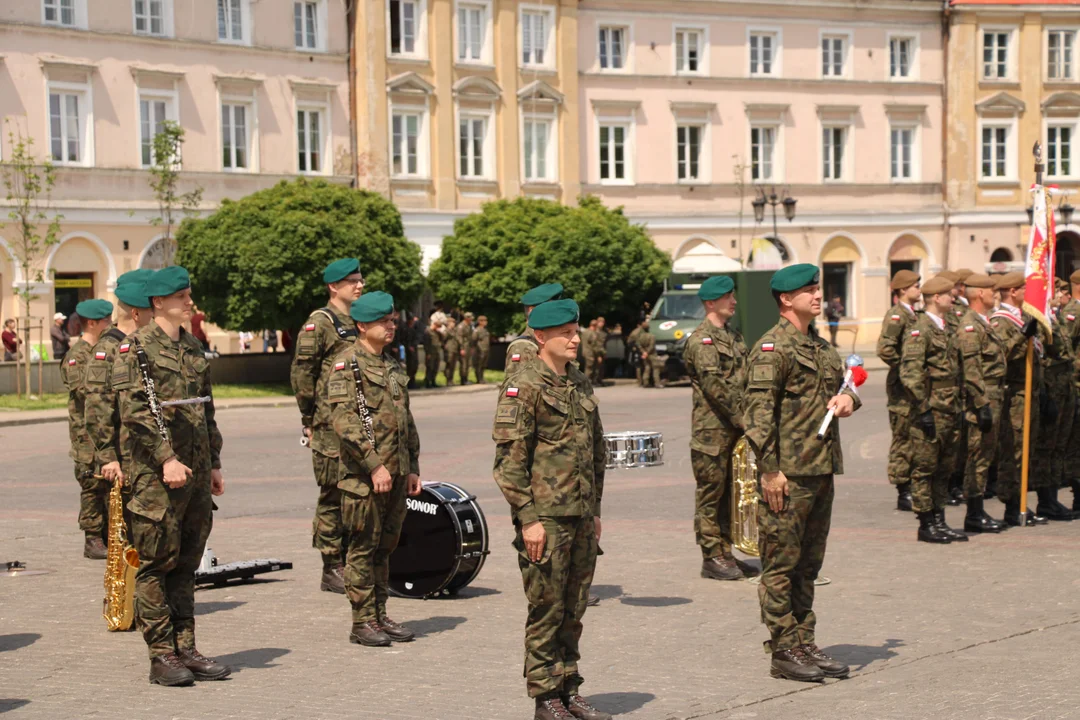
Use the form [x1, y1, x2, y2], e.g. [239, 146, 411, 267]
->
[511, 353, 521, 362]
[702, 337, 713, 345]
[95, 351, 107, 360]
[761, 342, 775, 352]
[1069, 315, 1076, 321]
[964, 325, 974, 333]
[119, 343, 131, 353]
[304, 323, 316, 332]
[910, 330, 921, 337]
[891, 314, 901, 321]
[334, 361, 346, 371]
[67, 359, 76, 366]
[506, 387, 519, 397]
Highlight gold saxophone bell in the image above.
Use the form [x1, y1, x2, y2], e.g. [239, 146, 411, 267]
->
[102, 475, 139, 632]
[730, 437, 761, 557]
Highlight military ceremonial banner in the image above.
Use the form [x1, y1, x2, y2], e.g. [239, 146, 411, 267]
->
[1023, 183, 1059, 334]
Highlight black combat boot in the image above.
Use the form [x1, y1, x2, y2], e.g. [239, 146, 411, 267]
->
[534, 694, 574, 720]
[376, 615, 415, 642]
[1003, 500, 1029, 527]
[350, 620, 392, 647]
[1036, 487, 1074, 521]
[83, 536, 107, 560]
[800, 643, 850, 678]
[1072, 481, 1080, 513]
[177, 648, 231, 680]
[148, 652, 195, 686]
[320, 562, 345, 594]
[964, 497, 1002, 534]
[770, 647, 825, 682]
[701, 556, 744, 581]
[947, 485, 965, 506]
[917, 511, 951, 543]
[562, 694, 613, 720]
[1026, 508, 1049, 525]
[896, 483, 914, 512]
[934, 509, 968, 541]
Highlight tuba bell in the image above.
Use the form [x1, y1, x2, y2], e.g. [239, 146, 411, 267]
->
[730, 437, 760, 557]
[103, 476, 139, 631]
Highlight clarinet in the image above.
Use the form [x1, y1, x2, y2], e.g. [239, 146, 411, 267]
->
[349, 358, 376, 448]
[132, 339, 171, 445]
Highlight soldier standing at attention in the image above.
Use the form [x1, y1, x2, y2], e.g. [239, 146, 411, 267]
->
[1059, 269, 1080, 511]
[956, 274, 1007, 534]
[455, 311, 475, 385]
[876, 270, 921, 512]
[743, 264, 858, 683]
[473, 315, 491, 383]
[423, 316, 444, 388]
[592, 317, 608, 385]
[626, 321, 644, 386]
[444, 316, 461, 386]
[637, 321, 659, 388]
[683, 276, 748, 581]
[327, 292, 421, 648]
[581, 319, 598, 379]
[492, 298, 609, 720]
[290, 258, 365, 594]
[113, 266, 229, 686]
[61, 298, 115, 559]
[505, 283, 564, 379]
[939, 270, 969, 506]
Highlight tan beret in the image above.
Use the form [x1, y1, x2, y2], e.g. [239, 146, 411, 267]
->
[955, 268, 974, 282]
[1055, 278, 1069, 293]
[937, 270, 960, 283]
[1070, 269, 1080, 285]
[965, 273, 995, 289]
[995, 271, 1025, 290]
[890, 269, 920, 291]
[922, 276, 955, 296]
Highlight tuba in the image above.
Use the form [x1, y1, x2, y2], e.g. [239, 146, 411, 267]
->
[103, 476, 140, 631]
[730, 437, 761, 557]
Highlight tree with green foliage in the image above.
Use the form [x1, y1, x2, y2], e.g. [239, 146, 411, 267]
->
[148, 120, 203, 265]
[428, 196, 670, 336]
[176, 179, 424, 334]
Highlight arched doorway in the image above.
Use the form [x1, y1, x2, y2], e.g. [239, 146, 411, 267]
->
[748, 236, 792, 269]
[1056, 231, 1080, 280]
[990, 247, 1013, 262]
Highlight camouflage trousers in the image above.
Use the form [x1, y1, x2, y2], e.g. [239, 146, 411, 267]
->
[340, 475, 407, 623]
[515, 516, 598, 699]
[456, 351, 470, 385]
[909, 410, 958, 513]
[444, 351, 460, 386]
[757, 474, 833, 652]
[886, 410, 913, 486]
[130, 473, 213, 658]
[997, 388, 1039, 503]
[690, 446, 736, 560]
[75, 461, 110, 537]
[1033, 370, 1074, 490]
[1067, 385, 1080, 484]
[640, 358, 661, 387]
[473, 350, 489, 383]
[311, 451, 344, 567]
[964, 387, 1002, 499]
[424, 347, 440, 383]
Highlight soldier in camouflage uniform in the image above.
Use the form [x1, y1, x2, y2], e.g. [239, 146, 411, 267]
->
[492, 299, 610, 720]
[989, 272, 1045, 526]
[580, 319, 597, 380]
[454, 312, 475, 385]
[743, 264, 857, 683]
[506, 284, 564, 380]
[876, 269, 921, 512]
[626, 321, 644, 386]
[444, 317, 461, 385]
[327, 292, 421, 648]
[423, 316, 444, 388]
[591, 317, 608, 385]
[1060, 269, 1080, 511]
[60, 298, 115, 559]
[113, 266, 230, 687]
[636, 323, 659, 388]
[473, 315, 491, 383]
[955, 274, 1007, 534]
[900, 275, 968, 544]
[290, 258, 365, 594]
[682, 276, 748, 581]
[934, 271, 968, 506]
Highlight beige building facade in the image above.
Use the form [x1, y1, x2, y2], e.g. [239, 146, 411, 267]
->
[0, 0, 351, 352]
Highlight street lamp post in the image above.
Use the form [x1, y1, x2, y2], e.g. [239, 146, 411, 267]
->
[752, 186, 798, 250]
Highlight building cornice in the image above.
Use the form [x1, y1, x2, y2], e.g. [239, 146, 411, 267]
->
[580, 4, 943, 25]
[580, 72, 943, 93]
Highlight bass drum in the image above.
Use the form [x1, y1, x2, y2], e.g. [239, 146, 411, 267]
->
[389, 482, 489, 599]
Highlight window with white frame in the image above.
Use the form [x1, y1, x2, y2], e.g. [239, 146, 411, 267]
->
[982, 30, 1010, 80]
[217, 0, 246, 43]
[391, 111, 423, 177]
[675, 28, 703, 74]
[457, 2, 487, 63]
[890, 36, 914, 79]
[821, 34, 847, 77]
[749, 31, 776, 76]
[751, 126, 776, 181]
[598, 123, 628, 182]
[139, 93, 176, 167]
[134, 0, 167, 36]
[1048, 30, 1076, 81]
[43, 0, 76, 27]
[294, 1, 321, 50]
[522, 117, 554, 182]
[1048, 124, 1073, 177]
[521, 8, 554, 68]
[297, 107, 324, 173]
[598, 26, 626, 70]
[980, 123, 1010, 178]
[458, 114, 489, 178]
[48, 86, 90, 165]
[221, 102, 251, 171]
[676, 124, 702, 181]
[389, 0, 419, 55]
[822, 126, 846, 181]
[890, 126, 914, 180]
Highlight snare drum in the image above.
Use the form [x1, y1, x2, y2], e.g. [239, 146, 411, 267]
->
[604, 431, 664, 469]
[389, 481, 489, 598]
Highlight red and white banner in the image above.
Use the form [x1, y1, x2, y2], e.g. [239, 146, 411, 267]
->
[1023, 184, 1059, 333]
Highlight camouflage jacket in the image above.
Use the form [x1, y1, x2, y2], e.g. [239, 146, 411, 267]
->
[328, 342, 420, 495]
[113, 324, 223, 514]
[423, 325, 443, 354]
[290, 305, 357, 457]
[444, 328, 461, 355]
[900, 312, 961, 415]
[683, 319, 747, 454]
[60, 338, 95, 464]
[876, 302, 918, 415]
[492, 359, 605, 525]
[84, 326, 132, 466]
[1060, 298, 1080, 384]
[945, 303, 965, 334]
[637, 330, 656, 355]
[626, 327, 642, 350]
[1044, 309, 1075, 373]
[456, 322, 475, 350]
[505, 330, 539, 379]
[957, 308, 1005, 417]
[475, 326, 491, 353]
[990, 304, 1043, 392]
[592, 330, 608, 358]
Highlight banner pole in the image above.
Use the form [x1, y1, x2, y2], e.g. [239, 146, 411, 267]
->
[1019, 338, 1034, 521]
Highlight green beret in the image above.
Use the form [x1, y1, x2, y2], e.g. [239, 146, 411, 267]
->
[115, 281, 151, 309]
[528, 299, 580, 330]
[75, 298, 114, 320]
[520, 283, 563, 306]
[698, 275, 734, 301]
[116, 268, 154, 287]
[350, 291, 394, 323]
[770, 263, 820, 293]
[324, 258, 361, 284]
[145, 266, 191, 297]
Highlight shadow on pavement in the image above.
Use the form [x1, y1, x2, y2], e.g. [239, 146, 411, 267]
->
[408, 616, 467, 638]
[826, 638, 905, 671]
[0, 633, 40, 653]
[450, 585, 500, 598]
[620, 596, 692, 607]
[590, 584, 624, 600]
[588, 692, 655, 714]
[195, 601, 247, 616]
[213, 647, 290, 673]
[0, 700, 30, 714]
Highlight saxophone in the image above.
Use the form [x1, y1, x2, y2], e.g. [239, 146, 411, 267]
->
[103, 475, 139, 631]
[730, 437, 761, 557]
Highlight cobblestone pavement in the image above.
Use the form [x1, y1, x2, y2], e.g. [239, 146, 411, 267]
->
[2, 376, 1078, 719]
